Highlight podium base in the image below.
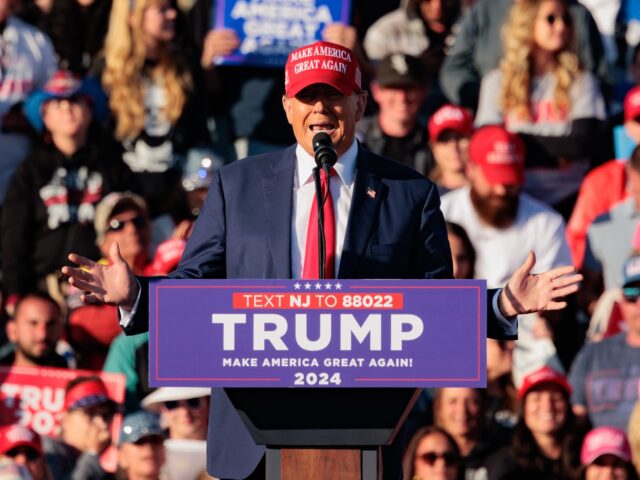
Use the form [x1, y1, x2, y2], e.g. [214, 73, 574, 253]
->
[266, 447, 379, 480]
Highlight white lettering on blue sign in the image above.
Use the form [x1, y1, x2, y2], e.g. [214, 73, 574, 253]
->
[211, 313, 425, 352]
[230, 0, 335, 55]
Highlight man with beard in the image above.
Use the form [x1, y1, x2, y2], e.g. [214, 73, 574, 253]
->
[0, 292, 67, 368]
[440, 125, 572, 290]
[441, 126, 573, 384]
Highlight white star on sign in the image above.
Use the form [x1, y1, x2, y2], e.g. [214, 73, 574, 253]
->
[324, 282, 332, 290]
[335, 282, 342, 290]
[315, 282, 322, 290]
[293, 283, 301, 290]
[304, 282, 312, 290]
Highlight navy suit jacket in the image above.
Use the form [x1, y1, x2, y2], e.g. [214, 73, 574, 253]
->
[126, 145, 515, 478]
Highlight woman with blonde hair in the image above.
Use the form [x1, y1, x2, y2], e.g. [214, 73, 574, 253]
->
[96, 0, 209, 222]
[475, 0, 606, 219]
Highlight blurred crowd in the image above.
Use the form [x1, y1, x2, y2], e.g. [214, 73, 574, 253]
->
[0, 0, 640, 478]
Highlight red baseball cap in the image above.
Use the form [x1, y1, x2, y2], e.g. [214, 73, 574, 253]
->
[624, 86, 640, 122]
[469, 125, 525, 186]
[284, 41, 362, 97]
[428, 105, 474, 142]
[581, 427, 632, 465]
[64, 377, 115, 411]
[518, 366, 572, 400]
[0, 425, 42, 456]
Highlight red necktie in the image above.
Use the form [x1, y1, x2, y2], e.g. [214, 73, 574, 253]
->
[302, 168, 336, 279]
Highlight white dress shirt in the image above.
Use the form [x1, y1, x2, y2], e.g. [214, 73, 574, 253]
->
[291, 140, 358, 278]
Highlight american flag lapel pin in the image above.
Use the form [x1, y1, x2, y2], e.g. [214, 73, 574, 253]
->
[366, 187, 376, 199]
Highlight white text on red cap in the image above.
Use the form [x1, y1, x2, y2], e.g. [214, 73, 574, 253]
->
[487, 142, 522, 165]
[433, 106, 465, 126]
[6, 427, 36, 445]
[294, 59, 347, 75]
[290, 45, 352, 62]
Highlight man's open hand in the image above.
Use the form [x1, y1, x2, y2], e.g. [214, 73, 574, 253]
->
[62, 242, 139, 311]
[499, 251, 583, 317]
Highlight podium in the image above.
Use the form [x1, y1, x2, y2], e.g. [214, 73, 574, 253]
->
[225, 387, 421, 479]
[149, 279, 486, 479]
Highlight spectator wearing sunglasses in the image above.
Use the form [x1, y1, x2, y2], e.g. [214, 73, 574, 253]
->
[401, 426, 463, 480]
[569, 254, 640, 430]
[0, 425, 52, 480]
[578, 426, 639, 480]
[64, 192, 151, 371]
[474, 0, 606, 220]
[44, 376, 119, 480]
[439, 0, 607, 113]
[1, 70, 136, 315]
[95, 193, 198, 408]
[141, 388, 209, 441]
[116, 411, 165, 480]
[141, 388, 209, 478]
[485, 366, 582, 480]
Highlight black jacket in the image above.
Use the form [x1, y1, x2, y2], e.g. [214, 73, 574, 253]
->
[1, 127, 136, 296]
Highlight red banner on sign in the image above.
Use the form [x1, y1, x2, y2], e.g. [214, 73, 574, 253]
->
[232, 292, 404, 309]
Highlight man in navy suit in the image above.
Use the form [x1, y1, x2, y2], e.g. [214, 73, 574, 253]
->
[64, 41, 582, 479]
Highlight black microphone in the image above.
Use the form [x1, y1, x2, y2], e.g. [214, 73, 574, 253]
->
[312, 132, 337, 173]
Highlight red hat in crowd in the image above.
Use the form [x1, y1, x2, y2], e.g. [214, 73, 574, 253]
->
[518, 366, 572, 400]
[624, 86, 640, 122]
[428, 105, 474, 142]
[0, 425, 42, 456]
[469, 125, 525, 186]
[581, 426, 632, 465]
[284, 41, 362, 97]
[64, 377, 115, 411]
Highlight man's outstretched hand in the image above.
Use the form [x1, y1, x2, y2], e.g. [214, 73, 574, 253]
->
[499, 251, 583, 317]
[62, 242, 139, 311]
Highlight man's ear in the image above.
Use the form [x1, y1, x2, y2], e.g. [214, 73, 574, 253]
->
[370, 82, 380, 103]
[281, 95, 293, 126]
[6, 320, 16, 343]
[355, 90, 368, 123]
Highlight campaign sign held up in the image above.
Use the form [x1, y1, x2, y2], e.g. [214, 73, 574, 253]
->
[149, 279, 486, 388]
[213, 0, 351, 67]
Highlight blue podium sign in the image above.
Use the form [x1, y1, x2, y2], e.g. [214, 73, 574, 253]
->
[149, 279, 487, 388]
[212, 0, 351, 67]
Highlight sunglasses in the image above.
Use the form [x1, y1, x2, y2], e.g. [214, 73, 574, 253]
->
[545, 13, 571, 26]
[418, 451, 459, 467]
[164, 397, 202, 410]
[6, 447, 41, 461]
[623, 287, 640, 303]
[107, 216, 146, 233]
[71, 405, 117, 421]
